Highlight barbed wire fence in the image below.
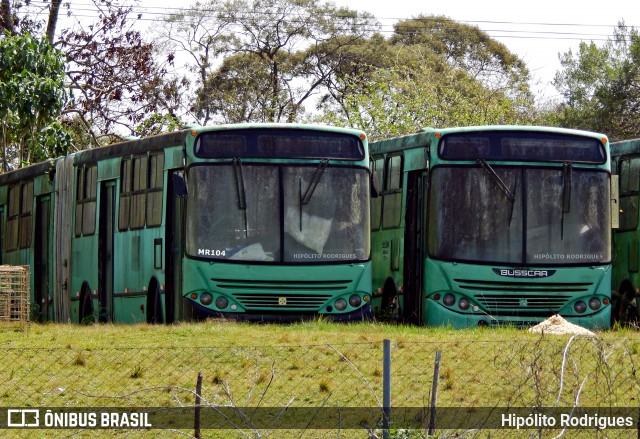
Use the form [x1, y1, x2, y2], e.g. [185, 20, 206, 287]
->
[1, 336, 640, 438]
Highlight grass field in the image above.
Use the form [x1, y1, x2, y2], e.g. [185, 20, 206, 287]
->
[1, 319, 533, 348]
[1, 321, 639, 438]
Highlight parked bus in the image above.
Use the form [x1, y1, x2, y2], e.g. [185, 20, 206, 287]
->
[369, 125, 614, 329]
[610, 138, 640, 325]
[0, 123, 373, 323]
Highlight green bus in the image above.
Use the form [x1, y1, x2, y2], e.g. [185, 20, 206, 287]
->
[610, 138, 640, 325]
[0, 123, 373, 323]
[369, 125, 613, 329]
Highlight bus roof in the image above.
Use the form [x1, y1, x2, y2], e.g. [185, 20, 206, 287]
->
[0, 124, 368, 181]
[76, 123, 367, 165]
[0, 159, 56, 186]
[75, 130, 188, 165]
[188, 122, 367, 138]
[610, 138, 640, 157]
[369, 125, 609, 155]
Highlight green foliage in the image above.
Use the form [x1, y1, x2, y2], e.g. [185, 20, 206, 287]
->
[391, 15, 531, 99]
[29, 121, 73, 162]
[173, 0, 378, 124]
[549, 22, 640, 140]
[312, 16, 536, 136]
[60, 7, 181, 146]
[161, 3, 537, 132]
[0, 32, 70, 169]
[134, 113, 184, 137]
[319, 64, 533, 141]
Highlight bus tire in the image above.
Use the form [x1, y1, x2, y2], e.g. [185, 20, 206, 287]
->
[380, 278, 400, 322]
[79, 284, 94, 325]
[614, 282, 639, 328]
[146, 281, 164, 324]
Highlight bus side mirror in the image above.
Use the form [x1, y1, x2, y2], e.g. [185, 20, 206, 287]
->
[611, 174, 619, 229]
[370, 171, 380, 198]
[172, 171, 188, 198]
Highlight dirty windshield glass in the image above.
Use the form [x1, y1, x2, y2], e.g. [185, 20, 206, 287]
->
[428, 166, 610, 265]
[282, 167, 370, 262]
[186, 164, 370, 263]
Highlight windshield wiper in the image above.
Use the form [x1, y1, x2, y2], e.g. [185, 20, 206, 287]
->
[299, 160, 329, 231]
[477, 159, 516, 226]
[233, 158, 248, 237]
[561, 162, 572, 240]
[301, 160, 328, 205]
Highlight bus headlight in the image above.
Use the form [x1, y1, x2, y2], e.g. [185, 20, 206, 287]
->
[215, 297, 228, 309]
[574, 301, 587, 314]
[589, 298, 601, 310]
[349, 295, 361, 307]
[458, 298, 470, 310]
[200, 292, 213, 306]
[443, 293, 455, 307]
[334, 298, 347, 311]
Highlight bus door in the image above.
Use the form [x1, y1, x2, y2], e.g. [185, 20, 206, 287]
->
[98, 180, 116, 322]
[34, 195, 52, 321]
[403, 170, 428, 324]
[166, 170, 187, 322]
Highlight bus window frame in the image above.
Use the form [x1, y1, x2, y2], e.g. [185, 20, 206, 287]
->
[381, 154, 403, 230]
[75, 165, 97, 237]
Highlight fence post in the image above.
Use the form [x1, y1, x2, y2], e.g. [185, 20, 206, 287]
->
[428, 351, 441, 436]
[383, 339, 391, 439]
[195, 371, 202, 439]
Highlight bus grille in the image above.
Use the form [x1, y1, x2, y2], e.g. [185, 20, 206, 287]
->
[472, 294, 571, 311]
[454, 278, 593, 293]
[211, 278, 350, 310]
[453, 278, 594, 315]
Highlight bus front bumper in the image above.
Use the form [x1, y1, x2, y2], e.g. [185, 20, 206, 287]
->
[188, 300, 372, 323]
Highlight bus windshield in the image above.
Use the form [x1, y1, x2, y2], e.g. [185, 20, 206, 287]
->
[186, 164, 370, 263]
[428, 166, 610, 265]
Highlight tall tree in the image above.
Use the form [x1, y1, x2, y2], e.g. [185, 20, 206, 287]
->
[550, 22, 640, 140]
[314, 16, 536, 136]
[59, 5, 181, 145]
[158, 0, 235, 122]
[45, 0, 62, 44]
[169, 0, 378, 123]
[0, 33, 70, 170]
[391, 15, 533, 104]
[1, 0, 15, 34]
[3, 1, 181, 149]
[301, 33, 391, 119]
[319, 62, 532, 141]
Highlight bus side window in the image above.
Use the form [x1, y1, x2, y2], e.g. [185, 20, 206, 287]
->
[119, 158, 132, 231]
[20, 182, 33, 248]
[75, 166, 97, 237]
[120, 154, 163, 230]
[130, 156, 148, 230]
[619, 158, 640, 231]
[382, 155, 403, 229]
[371, 158, 384, 230]
[147, 153, 164, 228]
[6, 185, 20, 251]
